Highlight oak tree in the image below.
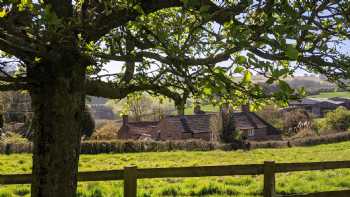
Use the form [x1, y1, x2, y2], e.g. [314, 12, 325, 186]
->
[0, 1, 349, 196]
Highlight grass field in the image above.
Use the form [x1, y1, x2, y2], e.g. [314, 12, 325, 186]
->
[1, 142, 350, 196]
[308, 91, 350, 99]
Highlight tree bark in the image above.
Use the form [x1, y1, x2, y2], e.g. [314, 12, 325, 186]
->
[28, 52, 86, 197]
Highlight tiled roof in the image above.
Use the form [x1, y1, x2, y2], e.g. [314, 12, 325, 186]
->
[125, 121, 159, 135]
[289, 98, 322, 105]
[232, 112, 270, 130]
[290, 98, 348, 106]
[163, 113, 219, 134]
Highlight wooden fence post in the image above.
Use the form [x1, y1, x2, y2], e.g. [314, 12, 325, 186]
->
[264, 161, 275, 197]
[124, 166, 137, 197]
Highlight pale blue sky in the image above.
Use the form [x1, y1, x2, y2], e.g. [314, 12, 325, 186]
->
[103, 40, 350, 77]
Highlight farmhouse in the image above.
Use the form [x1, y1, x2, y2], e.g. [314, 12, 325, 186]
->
[155, 113, 222, 141]
[231, 111, 281, 141]
[118, 105, 281, 141]
[118, 115, 159, 140]
[220, 105, 281, 141]
[289, 97, 350, 117]
[118, 113, 222, 141]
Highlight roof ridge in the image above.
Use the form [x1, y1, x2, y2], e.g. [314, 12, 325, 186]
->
[244, 112, 258, 129]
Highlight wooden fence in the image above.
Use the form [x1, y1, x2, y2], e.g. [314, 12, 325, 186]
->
[1, 160, 350, 197]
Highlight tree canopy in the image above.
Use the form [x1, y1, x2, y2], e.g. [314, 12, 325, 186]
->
[1, 1, 349, 107]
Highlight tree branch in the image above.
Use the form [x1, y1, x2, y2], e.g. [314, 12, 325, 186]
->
[85, 79, 182, 102]
[0, 83, 29, 91]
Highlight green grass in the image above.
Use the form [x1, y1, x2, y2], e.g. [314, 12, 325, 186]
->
[308, 91, 350, 99]
[1, 142, 350, 196]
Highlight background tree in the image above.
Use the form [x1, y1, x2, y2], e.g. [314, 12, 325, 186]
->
[318, 107, 350, 133]
[0, 1, 349, 196]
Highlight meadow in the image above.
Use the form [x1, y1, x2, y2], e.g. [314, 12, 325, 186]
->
[1, 142, 350, 196]
[308, 91, 350, 99]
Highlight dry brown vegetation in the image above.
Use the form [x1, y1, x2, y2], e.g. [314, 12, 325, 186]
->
[89, 120, 121, 140]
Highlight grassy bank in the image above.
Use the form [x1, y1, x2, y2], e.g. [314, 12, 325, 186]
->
[1, 142, 350, 196]
[308, 91, 350, 99]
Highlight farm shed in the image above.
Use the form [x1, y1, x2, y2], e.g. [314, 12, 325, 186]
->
[289, 98, 350, 117]
[231, 109, 281, 141]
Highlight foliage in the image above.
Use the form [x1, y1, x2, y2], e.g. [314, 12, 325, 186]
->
[289, 128, 317, 139]
[281, 109, 312, 135]
[184, 104, 219, 115]
[256, 104, 283, 129]
[88, 121, 120, 140]
[106, 93, 176, 120]
[0, 132, 29, 144]
[318, 107, 350, 133]
[2, 142, 350, 196]
[0, 92, 12, 113]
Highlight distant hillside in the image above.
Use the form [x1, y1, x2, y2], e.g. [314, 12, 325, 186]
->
[256, 75, 340, 95]
[308, 92, 350, 99]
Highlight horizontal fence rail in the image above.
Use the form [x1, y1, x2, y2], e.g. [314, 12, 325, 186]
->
[1, 160, 350, 197]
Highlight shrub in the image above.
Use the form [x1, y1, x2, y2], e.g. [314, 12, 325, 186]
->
[256, 104, 283, 129]
[290, 128, 317, 139]
[0, 132, 29, 144]
[281, 108, 313, 136]
[89, 121, 121, 140]
[318, 107, 350, 133]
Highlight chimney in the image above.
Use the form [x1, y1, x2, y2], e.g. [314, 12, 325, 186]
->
[194, 104, 205, 114]
[241, 105, 250, 112]
[122, 115, 128, 126]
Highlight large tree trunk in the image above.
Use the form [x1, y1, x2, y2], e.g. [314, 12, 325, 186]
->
[28, 51, 86, 197]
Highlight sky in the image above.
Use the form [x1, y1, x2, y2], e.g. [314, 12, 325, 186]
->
[102, 40, 350, 77]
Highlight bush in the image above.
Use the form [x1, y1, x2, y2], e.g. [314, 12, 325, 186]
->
[0, 132, 29, 144]
[79, 139, 227, 154]
[281, 109, 313, 135]
[318, 107, 350, 133]
[256, 104, 283, 129]
[290, 128, 317, 139]
[89, 121, 121, 140]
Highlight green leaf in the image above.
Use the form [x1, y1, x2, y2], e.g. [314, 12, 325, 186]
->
[34, 57, 42, 63]
[266, 78, 275, 84]
[184, 0, 201, 7]
[297, 87, 307, 97]
[18, 0, 33, 11]
[278, 80, 293, 94]
[133, 4, 144, 14]
[44, 5, 61, 27]
[285, 45, 299, 60]
[0, 9, 7, 17]
[243, 71, 252, 83]
[213, 67, 225, 74]
[203, 87, 212, 95]
[234, 66, 244, 73]
[200, 5, 210, 13]
[235, 56, 247, 64]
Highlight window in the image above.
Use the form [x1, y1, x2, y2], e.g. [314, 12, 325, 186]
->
[247, 129, 255, 137]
